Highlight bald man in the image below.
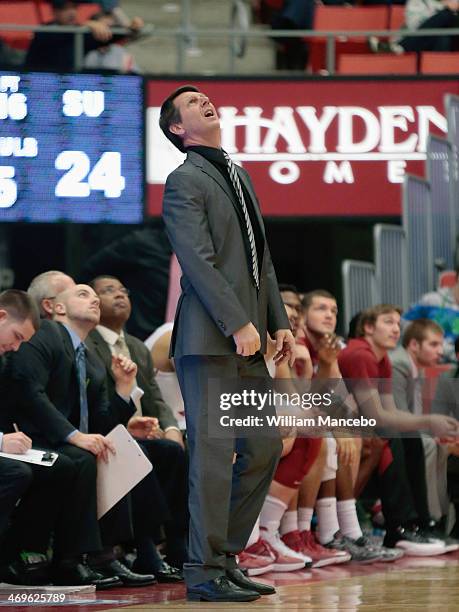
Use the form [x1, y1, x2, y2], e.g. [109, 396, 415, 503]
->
[8, 284, 141, 587]
[27, 270, 75, 319]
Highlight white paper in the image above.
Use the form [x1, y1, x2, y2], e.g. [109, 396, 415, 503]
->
[96, 424, 152, 519]
[0, 448, 57, 467]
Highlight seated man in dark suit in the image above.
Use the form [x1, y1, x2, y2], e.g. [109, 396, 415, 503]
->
[87, 275, 188, 574]
[9, 284, 154, 587]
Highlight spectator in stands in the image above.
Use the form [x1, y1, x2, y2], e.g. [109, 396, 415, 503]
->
[390, 320, 452, 532]
[9, 284, 158, 587]
[403, 267, 459, 363]
[25, 0, 142, 72]
[87, 274, 187, 574]
[271, 0, 313, 70]
[371, 0, 459, 53]
[28, 271, 75, 319]
[339, 305, 457, 555]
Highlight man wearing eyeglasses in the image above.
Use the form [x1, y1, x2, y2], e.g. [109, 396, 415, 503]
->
[87, 275, 188, 575]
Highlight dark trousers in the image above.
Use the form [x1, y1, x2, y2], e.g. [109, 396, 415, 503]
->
[401, 10, 459, 52]
[363, 436, 430, 528]
[175, 352, 282, 587]
[137, 438, 188, 534]
[0, 453, 75, 559]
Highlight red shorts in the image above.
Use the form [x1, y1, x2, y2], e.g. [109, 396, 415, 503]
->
[275, 437, 322, 488]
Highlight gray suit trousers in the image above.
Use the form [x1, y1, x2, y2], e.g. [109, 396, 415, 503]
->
[175, 352, 282, 587]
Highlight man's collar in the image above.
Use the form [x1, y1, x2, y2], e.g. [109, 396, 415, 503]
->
[61, 323, 83, 351]
[96, 324, 124, 347]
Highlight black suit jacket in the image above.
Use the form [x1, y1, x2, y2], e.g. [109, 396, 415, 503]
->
[86, 329, 179, 431]
[9, 320, 135, 446]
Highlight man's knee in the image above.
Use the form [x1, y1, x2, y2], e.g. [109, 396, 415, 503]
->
[0, 460, 33, 498]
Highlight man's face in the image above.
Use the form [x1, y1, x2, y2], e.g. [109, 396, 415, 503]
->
[281, 291, 302, 334]
[0, 312, 35, 354]
[56, 285, 100, 325]
[93, 278, 131, 326]
[366, 311, 401, 350]
[305, 296, 338, 336]
[54, 3, 78, 25]
[42, 274, 75, 319]
[171, 91, 220, 146]
[411, 330, 444, 367]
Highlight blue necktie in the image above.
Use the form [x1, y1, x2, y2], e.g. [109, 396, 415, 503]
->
[75, 343, 89, 434]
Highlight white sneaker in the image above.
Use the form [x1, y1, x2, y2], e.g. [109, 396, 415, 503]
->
[260, 527, 312, 567]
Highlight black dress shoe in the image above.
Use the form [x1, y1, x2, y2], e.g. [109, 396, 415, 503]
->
[154, 561, 184, 583]
[4, 555, 51, 586]
[187, 576, 260, 602]
[94, 560, 156, 587]
[52, 562, 121, 590]
[227, 568, 275, 595]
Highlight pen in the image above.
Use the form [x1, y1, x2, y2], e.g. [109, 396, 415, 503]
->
[13, 423, 19, 433]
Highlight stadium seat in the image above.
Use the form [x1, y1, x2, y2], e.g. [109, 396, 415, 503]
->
[338, 53, 417, 75]
[308, 6, 387, 72]
[420, 52, 459, 74]
[438, 270, 457, 288]
[388, 5, 405, 31]
[0, 1, 41, 50]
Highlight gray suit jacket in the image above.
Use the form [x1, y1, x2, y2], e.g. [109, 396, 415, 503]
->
[86, 328, 179, 431]
[162, 150, 289, 358]
[389, 346, 420, 414]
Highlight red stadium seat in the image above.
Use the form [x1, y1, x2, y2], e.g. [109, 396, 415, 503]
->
[338, 53, 417, 75]
[438, 270, 457, 288]
[420, 52, 459, 74]
[388, 5, 405, 31]
[308, 6, 388, 73]
[0, 1, 41, 49]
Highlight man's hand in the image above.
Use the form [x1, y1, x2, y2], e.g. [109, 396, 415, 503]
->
[2, 432, 32, 454]
[273, 329, 296, 367]
[336, 437, 360, 466]
[295, 343, 314, 379]
[112, 354, 137, 398]
[127, 416, 162, 440]
[68, 432, 115, 463]
[428, 414, 459, 437]
[233, 322, 261, 357]
[129, 17, 144, 31]
[317, 333, 342, 366]
[164, 428, 185, 449]
[86, 20, 113, 42]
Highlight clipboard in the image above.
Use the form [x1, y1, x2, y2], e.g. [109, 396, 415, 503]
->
[0, 448, 58, 467]
[96, 424, 152, 519]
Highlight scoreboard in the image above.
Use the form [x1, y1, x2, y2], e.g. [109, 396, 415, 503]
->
[0, 72, 143, 223]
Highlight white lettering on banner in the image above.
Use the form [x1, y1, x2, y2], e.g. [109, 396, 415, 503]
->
[62, 90, 105, 118]
[388, 160, 407, 183]
[0, 76, 20, 93]
[0, 137, 38, 158]
[147, 104, 448, 185]
[323, 161, 354, 184]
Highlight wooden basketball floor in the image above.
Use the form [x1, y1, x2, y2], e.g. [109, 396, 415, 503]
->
[4, 552, 459, 611]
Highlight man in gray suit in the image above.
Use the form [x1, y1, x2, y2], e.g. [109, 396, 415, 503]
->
[159, 85, 294, 602]
[390, 319, 451, 532]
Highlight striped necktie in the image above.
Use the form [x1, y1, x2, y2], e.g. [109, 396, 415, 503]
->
[75, 343, 89, 434]
[223, 151, 260, 289]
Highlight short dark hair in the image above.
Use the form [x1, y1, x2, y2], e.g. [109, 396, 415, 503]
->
[159, 85, 199, 153]
[0, 289, 40, 331]
[279, 284, 299, 295]
[402, 319, 444, 348]
[356, 304, 403, 338]
[302, 289, 336, 311]
[88, 275, 120, 292]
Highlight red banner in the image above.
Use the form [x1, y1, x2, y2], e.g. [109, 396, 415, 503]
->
[146, 78, 459, 217]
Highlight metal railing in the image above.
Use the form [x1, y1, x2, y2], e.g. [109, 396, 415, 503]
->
[2, 23, 459, 74]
